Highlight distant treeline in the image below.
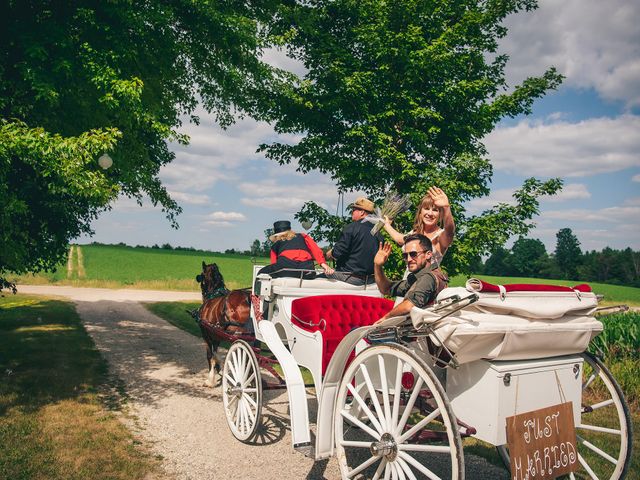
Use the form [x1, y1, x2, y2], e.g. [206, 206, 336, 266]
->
[477, 228, 640, 287]
[84, 241, 264, 257]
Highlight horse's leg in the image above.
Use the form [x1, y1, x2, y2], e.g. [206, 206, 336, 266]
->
[204, 341, 216, 387]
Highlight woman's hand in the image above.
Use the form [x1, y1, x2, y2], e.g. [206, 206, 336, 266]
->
[374, 242, 392, 267]
[321, 263, 335, 275]
[428, 186, 450, 208]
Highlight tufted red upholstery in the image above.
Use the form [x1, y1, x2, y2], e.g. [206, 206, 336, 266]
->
[291, 295, 394, 375]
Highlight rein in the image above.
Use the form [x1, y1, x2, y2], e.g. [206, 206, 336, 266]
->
[204, 285, 229, 300]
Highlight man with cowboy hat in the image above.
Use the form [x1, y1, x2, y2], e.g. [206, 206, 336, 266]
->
[325, 196, 383, 285]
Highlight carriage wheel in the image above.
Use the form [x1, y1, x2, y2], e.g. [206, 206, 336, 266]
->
[222, 340, 262, 442]
[497, 352, 632, 480]
[334, 344, 464, 480]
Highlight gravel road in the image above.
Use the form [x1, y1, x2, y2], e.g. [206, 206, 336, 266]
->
[17, 285, 508, 480]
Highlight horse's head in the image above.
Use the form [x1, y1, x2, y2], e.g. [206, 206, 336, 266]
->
[196, 261, 227, 299]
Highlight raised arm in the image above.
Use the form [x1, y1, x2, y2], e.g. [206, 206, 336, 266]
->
[382, 216, 407, 245]
[428, 186, 455, 251]
[373, 242, 393, 295]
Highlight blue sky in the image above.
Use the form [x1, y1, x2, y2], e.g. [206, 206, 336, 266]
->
[80, 0, 640, 254]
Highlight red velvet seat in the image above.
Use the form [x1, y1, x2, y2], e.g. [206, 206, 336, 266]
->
[291, 295, 394, 375]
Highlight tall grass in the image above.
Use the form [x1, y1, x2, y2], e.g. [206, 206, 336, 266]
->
[0, 295, 163, 480]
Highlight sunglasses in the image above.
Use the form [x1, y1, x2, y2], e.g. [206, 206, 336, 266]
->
[402, 250, 427, 260]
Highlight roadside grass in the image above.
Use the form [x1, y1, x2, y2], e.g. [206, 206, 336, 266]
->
[0, 295, 164, 480]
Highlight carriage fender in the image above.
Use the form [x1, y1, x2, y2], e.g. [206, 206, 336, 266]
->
[258, 320, 311, 449]
[315, 325, 375, 459]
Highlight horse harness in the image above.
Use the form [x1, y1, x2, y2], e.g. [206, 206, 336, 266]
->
[198, 287, 250, 332]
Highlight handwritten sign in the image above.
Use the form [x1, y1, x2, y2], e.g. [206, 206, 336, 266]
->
[506, 402, 578, 480]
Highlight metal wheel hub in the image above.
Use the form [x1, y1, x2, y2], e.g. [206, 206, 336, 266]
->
[227, 383, 243, 396]
[370, 433, 398, 461]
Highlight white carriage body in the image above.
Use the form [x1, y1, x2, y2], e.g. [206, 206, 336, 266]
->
[248, 269, 605, 456]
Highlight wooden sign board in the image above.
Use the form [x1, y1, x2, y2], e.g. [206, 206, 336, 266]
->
[506, 402, 578, 480]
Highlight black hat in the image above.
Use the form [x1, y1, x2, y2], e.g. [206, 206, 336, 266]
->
[270, 220, 292, 242]
[272, 220, 291, 234]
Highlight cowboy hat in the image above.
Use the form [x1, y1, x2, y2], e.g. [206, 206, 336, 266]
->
[348, 197, 375, 213]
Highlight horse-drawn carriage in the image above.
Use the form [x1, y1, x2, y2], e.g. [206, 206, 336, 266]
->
[195, 263, 632, 480]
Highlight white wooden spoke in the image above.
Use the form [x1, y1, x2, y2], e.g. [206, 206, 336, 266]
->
[244, 399, 256, 424]
[224, 373, 235, 386]
[394, 461, 407, 480]
[340, 408, 381, 440]
[396, 456, 417, 480]
[339, 440, 372, 448]
[372, 458, 387, 480]
[398, 451, 442, 480]
[346, 381, 384, 434]
[399, 444, 452, 454]
[394, 376, 425, 437]
[589, 398, 615, 411]
[346, 454, 380, 479]
[583, 371, 598, 390]
[569, 473, 576, 480]
[384, 460, 391, 480]
[378, 354, 392, 431]
[391, 358, 403, 430]
[243, 392, 257, 409]
[578, 423, 621, 435]
[398, 408, 441, 443]
[577, 435, 618, 464]
[242, 372, 256, 389]
[578, 452, 601, 480]
[359, 363, 387, 429]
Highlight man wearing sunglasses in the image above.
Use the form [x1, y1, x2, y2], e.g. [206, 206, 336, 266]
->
[373, 233, 438, 323]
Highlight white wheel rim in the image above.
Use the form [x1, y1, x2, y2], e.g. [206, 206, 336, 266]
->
[498, 353, 632, 480]
[575, 353, 631, 480]
[334, 344, 463, 480]
[222, 341, 262, 442]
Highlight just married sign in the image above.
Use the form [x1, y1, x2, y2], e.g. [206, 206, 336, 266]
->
[506, 402, 578, 480]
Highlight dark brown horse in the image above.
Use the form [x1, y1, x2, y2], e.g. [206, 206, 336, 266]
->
[193, 261, 252, 386]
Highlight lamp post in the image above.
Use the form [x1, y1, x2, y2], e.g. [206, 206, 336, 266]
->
[98, 153, 113, 170]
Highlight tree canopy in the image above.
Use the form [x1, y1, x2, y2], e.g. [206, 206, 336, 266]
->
[264, 0, 563, 275]
[1, 0, 286, 289]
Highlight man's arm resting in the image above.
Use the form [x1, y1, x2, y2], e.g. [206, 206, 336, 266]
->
[376, 299, 415, 323]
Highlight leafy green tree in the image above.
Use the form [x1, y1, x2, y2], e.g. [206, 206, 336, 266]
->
[510, 237, 547, 277]
[484, 246, 513, 277]
[250, 239, 262, 257]
[265, 0, 563, 276]
[1, 1, 285, 290]
[554, 228, 582, 280]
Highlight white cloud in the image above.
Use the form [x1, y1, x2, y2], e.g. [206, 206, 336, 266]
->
[500, 0, 640, 107]
[205, 211, 247, 222]
[485, 115, 640, 177]
[543, 204, 640, 223]
[543, 183, 590, 202]
[632, 174, 640, 182]
[238, 177, 340, 213]
[167, 191, 210, 205]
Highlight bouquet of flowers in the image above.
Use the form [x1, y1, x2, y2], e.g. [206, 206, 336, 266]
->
[366, 191, 412, 235]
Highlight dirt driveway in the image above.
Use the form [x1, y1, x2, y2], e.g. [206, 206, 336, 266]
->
[17, 285, 507, 480]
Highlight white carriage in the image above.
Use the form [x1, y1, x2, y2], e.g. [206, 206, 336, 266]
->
[220, 268, 633, 480]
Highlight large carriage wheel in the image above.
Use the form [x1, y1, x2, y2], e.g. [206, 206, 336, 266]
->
[497, 352, 632, 480]
[334, 344, 464, 479]
[222, 340, 262, 442]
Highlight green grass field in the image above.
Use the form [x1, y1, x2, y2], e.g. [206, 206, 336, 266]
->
[9, 244, 640, 306]
[0, 295, 163, 480]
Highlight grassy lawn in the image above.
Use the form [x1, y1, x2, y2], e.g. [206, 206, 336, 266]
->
[0, 295, 165, 480]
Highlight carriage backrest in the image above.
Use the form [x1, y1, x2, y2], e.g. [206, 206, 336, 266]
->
[291, 295, 394, 374]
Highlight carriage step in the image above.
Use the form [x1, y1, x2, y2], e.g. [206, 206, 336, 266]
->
[294, 442, 314, 458]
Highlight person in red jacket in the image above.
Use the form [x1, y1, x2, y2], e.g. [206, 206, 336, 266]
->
[258, 220, 334, 279]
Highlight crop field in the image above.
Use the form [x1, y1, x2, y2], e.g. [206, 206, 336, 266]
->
[10, 244, 640, 305]
[12, 244, 268, 290]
